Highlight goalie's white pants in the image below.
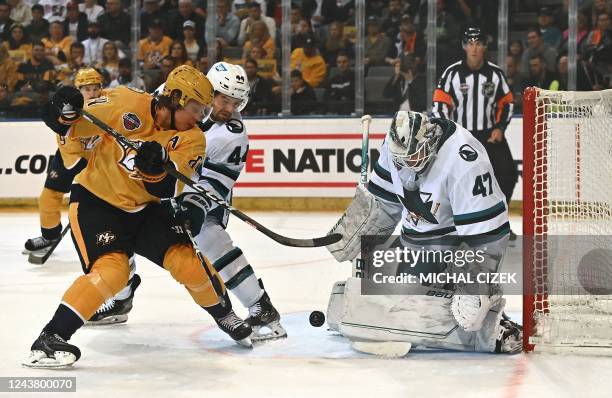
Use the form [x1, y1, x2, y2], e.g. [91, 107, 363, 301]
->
[327, 278, 504, 353]
[195, 218, 263, 308]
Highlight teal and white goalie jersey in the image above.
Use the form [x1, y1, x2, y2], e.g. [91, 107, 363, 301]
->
[368, 118, 510, 240]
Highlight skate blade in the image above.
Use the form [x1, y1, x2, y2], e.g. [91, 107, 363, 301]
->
[85, 315, 128, 326]
[235, 336, 253, 348]
[22, 351, 78, 369]
[251, 322, 288, 342]
[351, 341, 411, 358]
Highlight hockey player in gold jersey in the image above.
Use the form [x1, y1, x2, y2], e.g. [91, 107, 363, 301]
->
[23, 68, 105, 255]
[24, 65, 253, 369]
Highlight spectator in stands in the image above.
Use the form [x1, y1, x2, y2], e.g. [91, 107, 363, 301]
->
[290, 69, 317, 115]
[320, 21, 353, 66]
[206, 0, 240, 48]
[169, 40, 193, 66]
[8, 0, 31, 26]
[366, 0, 385, 18]
[56, 41, 86, 86]
[233, 0, 267, 19]
[0, 83, 10, 112]
[365, 16, 393, 66]
[433, 0, 462, 72]
[42, 21, 72, 65]
[585, 12, 610, 52]
[97, 41, 121, 81]
[290, 35, 327, 88]
[182, 20, 199, 63]
[559, 10, 590, 56]
[79, 0, 104, 24]
[138, 19, 172, 69]
[0, 45, 18, 92]
[538, 7, 562, 48]
[243, 58, 278, 116]
[392, 16, 426, 64]
[242, 20, 275, 59]
[97, 0, 131, 46]
[383, 54, 426, 112]
[25, 4, 48, 43]
[552, 54, 605, 91]
[588, 12, 612, 83]
[63, 2, 88, 42]
[522, 27, 558, 75]
[146, 55, 176, 92]
[292, 18, 315, 50]
[166, 0, 205, 43]
[4, 23, 31, 64]
[238, 2, 276, 46]
[39, 0, 69, 23]
[15, 41, 55, 92]
[301, 0, 350, 28]
[505, 55, 523, 111]
[589, 0, 612, 27]
[324, 51, 354, 115]
[382, 0, 404, 41]
[524, 54, 557, 90]
[82, 21, 108, 67]
[109, 57, 146, 90]
[141, 0, 163, 38]
[290, 4, 302, 35]
[0, 2, 15, 41]
[509, 40, 523, 62]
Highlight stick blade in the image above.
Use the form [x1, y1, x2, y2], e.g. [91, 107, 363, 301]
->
[28, 251, 48, 264]
[275, 232, 343, 248]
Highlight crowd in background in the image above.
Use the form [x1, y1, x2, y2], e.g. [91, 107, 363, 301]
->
[0, 0, 610, 118]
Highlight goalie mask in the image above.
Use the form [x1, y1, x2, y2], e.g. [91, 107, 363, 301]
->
[387, 111, 441, 174]
[207, 62, 250, 112]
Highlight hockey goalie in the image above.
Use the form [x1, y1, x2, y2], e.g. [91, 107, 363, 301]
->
[326, 111, 522, 356]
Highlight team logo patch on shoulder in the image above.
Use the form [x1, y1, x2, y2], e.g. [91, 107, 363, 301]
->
[122, 113, 141, 131]
[459, 83, 470, 94]
[482, 82, 495, 97]
[226, 118, 244, 134]
[459, 144, 478, 162]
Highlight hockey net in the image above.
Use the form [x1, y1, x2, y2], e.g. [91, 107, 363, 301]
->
[523, 88, 612, 353]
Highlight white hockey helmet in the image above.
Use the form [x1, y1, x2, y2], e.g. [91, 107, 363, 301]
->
[387, 111, 442, 174]
[206, 62, 250, 112]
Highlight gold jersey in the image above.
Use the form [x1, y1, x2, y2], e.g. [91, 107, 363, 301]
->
[69, 86, 205, 212]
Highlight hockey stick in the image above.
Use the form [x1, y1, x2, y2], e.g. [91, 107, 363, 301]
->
[28, 223, 71, 265]
[352, 115, 372, 278]
[169, 198, 226, 307]
[80, 110, 341, 248]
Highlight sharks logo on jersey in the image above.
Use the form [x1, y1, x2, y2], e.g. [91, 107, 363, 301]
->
[399, 188, 439, 225]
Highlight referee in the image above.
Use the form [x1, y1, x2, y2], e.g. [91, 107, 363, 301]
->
[432, 27, 518, 238]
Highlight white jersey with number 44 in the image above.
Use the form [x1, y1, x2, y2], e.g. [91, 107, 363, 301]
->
[369, 118, 509, 238]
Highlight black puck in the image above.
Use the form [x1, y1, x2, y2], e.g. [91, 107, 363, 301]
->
[309, 311, 325, 327]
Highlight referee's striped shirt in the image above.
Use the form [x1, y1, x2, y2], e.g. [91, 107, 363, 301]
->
[432, 60, 514, 133]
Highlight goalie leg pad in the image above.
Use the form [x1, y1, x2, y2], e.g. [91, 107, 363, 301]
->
[326, 281, 346, 332]
[327, 185, 398, 263]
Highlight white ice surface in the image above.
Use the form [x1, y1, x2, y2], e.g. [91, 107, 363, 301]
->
[1, 212, 611, 398]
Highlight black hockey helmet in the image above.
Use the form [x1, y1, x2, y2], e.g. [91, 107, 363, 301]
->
[462, 27, 487, 46]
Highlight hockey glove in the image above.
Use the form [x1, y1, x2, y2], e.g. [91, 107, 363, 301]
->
[135, 141, 168, 176]
[173, 193, 213, 235]
[53, 86, 84, 125]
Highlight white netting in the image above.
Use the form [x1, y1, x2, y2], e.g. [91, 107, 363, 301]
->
[530, 89, 612, 351]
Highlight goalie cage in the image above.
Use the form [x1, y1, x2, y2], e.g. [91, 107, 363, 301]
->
[523, 87, 612, 354]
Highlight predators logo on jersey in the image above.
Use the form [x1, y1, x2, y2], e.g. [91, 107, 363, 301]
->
[117, 139, 168, 183]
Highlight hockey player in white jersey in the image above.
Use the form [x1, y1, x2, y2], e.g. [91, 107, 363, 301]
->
[326, 111, 522, 355]
[163, 62, 286, 341]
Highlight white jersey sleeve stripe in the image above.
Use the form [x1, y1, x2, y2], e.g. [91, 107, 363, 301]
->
[453, 200, 506, 226]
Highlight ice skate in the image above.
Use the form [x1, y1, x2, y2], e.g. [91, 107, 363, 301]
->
[23, 331, 81, 368]
[87, 274, 141, 325]
[215, 310, 253, 348]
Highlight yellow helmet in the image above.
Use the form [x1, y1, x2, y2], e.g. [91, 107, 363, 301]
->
[162, 65, 214, 107]
[74, 68, 103, 88]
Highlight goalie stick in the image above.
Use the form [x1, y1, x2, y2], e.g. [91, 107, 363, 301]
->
[28, 223, 71, 265]
[81, 110, 341, 248]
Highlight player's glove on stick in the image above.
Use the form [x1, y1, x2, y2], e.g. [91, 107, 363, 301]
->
[174, 193, 213, 234]
[135, 141, 168, 176]
[42, 86, 84, 135]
